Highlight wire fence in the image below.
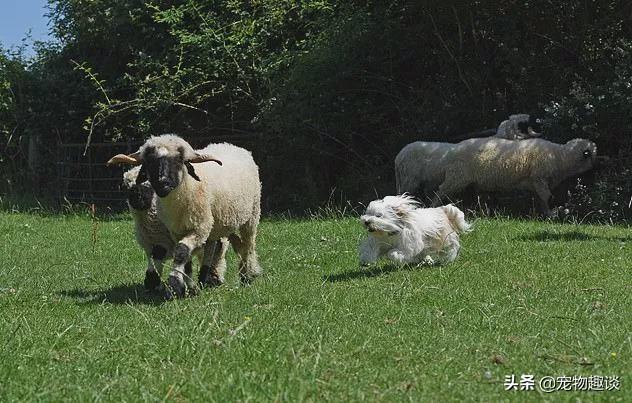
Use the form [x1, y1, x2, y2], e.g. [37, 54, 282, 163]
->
[56, 135, 261, 209]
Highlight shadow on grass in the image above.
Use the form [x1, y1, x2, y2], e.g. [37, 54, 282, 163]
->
[324, 263, 421, 282]
[59, 283, 166, 306]
[516, 230, 632, 243]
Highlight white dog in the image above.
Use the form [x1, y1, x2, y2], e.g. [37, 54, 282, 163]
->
[359, 195, 471, 265]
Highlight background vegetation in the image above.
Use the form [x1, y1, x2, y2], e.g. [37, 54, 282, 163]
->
[2, 0, 632, 216]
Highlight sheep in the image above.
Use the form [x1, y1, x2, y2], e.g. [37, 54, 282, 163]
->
[121, 166, 229, 291]
[395, 141, 454, 196]
[494, 114, 542, 140]
[395, 114, 543, 195]
[432, 137, 598, 216]
[108, 134, 262, 298]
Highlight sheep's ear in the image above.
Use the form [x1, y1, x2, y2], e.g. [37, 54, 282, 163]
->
[188, 153, 223, 166]
[135, 165, 148, 185]
[107, 152, 142, 166]
[185, 162, 201, 181]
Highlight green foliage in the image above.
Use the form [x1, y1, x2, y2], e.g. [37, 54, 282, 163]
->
[59, 0, 337, 141]
[255, 1, 632, 210]
[2, 0, 632, 213]
[544, 39, 632, 141]
[0, 47, 27, 141]
[0, 212, 630, 400]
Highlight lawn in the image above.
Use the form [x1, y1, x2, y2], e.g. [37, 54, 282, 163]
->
[0, 210, 630, 401]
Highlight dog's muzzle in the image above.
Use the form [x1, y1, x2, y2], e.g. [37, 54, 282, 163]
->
[361, 217, 376, 232]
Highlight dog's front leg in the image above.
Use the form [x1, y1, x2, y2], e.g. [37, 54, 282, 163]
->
[359, 236, 380, 265]
[387, 228, 425, 264]
[386, 249, 408, 264]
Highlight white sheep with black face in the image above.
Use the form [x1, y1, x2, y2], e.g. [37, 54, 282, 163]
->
[122, 166, 229, 292]
[109, 134, 262, 298]
[494, 114, 543, 140]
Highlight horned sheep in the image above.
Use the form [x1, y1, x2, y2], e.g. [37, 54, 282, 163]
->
[109, 134, 262, 298]
[494, 114, 542, 140]
[121, 166, 228, 292]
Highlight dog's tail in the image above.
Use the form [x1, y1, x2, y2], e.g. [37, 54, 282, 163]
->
[442, 204, 471, 233]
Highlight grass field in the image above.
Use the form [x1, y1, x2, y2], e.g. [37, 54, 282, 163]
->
[0, 210, 630, 401]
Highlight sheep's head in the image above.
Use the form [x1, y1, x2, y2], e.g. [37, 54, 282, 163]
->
[107, 134, 222, 198]
[122, 166, 154, 211]
[513, 114, 543, 138]
[565, 138, 598, 174]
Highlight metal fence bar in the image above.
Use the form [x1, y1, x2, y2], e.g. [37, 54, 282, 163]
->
[55, 135, 261, 207]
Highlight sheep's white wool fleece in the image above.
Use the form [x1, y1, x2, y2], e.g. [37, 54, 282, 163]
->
[394, 141, 456, 194]
[145, 138, 261, 244]
[442, 137, 597, 191]
[123, 167, 174, 255]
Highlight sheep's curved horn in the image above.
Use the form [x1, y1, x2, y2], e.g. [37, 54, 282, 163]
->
[107, 152, 141, 166]
[189, 154, 223, 166]
[527, 127, 542, 137]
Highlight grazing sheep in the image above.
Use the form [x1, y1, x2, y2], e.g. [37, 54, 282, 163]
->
[395, 114, 543, 196]
[109, 134, 262, 298]
[495, 114, 542, 140]
[122, 166, 175, 290]
[122, 166, 229, 291]
[395, 141, 454, 196]
[433, 137, 598, 216]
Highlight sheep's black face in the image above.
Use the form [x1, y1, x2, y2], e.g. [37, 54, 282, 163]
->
[529, 116, 543, 133]
[127, 182, 154, 210]
[142, 147, 185, 198]
[517, 116, 543, 136]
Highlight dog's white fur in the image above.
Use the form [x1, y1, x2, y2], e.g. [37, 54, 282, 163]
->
[359, 195, 470, 265]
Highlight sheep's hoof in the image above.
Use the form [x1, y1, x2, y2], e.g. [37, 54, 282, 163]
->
[206, 274, 225, 288]
[144, 270, 161, 291]
[163, 287, 174, 301]
[199, 265, 225, 288]
[168, 275, 186, 298]
[187, 285, 200, 297]
[239, 271, 261, 285]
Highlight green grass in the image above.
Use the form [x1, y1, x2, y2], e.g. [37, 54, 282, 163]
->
[0, 211, 630, 402]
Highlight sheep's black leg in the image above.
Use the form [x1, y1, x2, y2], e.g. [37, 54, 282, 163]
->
[198, 265, 211, 285]
[144, 245, 166, 290]
[198, 240, 216, 286]
[166, 243, 190, 299]
[144, 271, 161, 290]
[199, 240, 228, 288]
[184, 260, 199, 296]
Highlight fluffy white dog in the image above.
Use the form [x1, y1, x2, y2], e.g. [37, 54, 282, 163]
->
[359, 195, 471, 265]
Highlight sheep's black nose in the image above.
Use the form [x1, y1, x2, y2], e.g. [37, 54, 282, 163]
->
[155, 184, 173, 197]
